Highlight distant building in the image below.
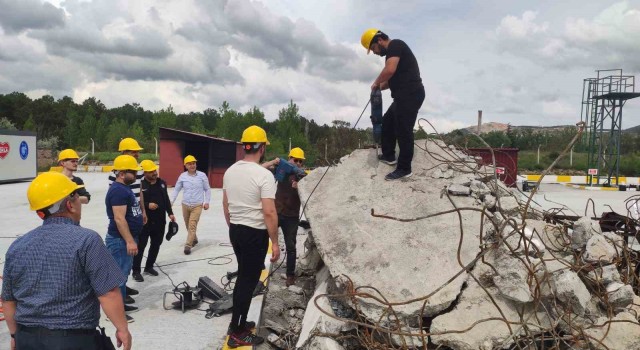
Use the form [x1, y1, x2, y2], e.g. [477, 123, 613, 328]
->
[159, 127, 242, 188]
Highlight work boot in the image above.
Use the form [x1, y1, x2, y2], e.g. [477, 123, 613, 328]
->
[385, 169, 412, 181]
[132, 272, 144, 282]
[226, 321, 256, 335]
[144, 268, 159, 276]
[125, 295, 135, 304]
[227, 331, 264, 348]
[286, 276, 296, 287]
[126, 286, 139, 295]
[184, 246, 191, 255]
[377, 154, 397, 165]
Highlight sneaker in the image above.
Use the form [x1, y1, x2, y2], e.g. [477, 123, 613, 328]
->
[125, 305, 139, 314]
[126, 315, 134, 323]
[144, 268, 159, 276]
[385, 169, 413, 181]
[125, 295, 136, 304]
[377, 154, 397, 165]
[227, 331, 264, 348]
[226, 321, 256, 335]
[132, 272, 144, 282]
[126, 286, 139, 296]
[184, 246, 191, 255]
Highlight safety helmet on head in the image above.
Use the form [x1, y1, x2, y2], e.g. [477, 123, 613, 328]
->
[241, 125, 270, 145]
[361, 28, 380, 54]
[113, 155, 142, 171]
[27, 172, 83, 211]
[118, 138, 144, 151]
[58, 149, 79, 161]
[288, 147, 305, 160]
[140, 159, 158, 172]
[183, 155, 197, 165]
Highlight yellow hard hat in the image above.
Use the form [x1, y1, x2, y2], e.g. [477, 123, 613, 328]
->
[118, 138, 144, 151]
[240, 125, 270, 145]
[361, 28, 380, 54]
[183, 155, 197, 165]
[58, 149, 79, 161]
[140, 160, 158, 172]
[27, 172, 82, 211]
[113, 155, 142, 171]
[288, 147, 305, 160]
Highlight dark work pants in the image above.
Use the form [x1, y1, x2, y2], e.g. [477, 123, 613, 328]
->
[15, 328, 100, 350]
[381, 88, 426, 172]
[228, 223, 269, 333]
[133, 218, 166, 273]
[279, 215, 298, 277]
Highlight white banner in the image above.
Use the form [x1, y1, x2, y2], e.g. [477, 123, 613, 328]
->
[0, 131, 37, 182]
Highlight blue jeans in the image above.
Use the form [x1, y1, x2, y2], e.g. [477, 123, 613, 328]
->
[105, 234, 134, 301]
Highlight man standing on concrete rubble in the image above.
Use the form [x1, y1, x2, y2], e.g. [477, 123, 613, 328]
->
[223, 125, 280, 348]
[361, 28, 425, 181]
[58, 148, 91, 204]
[108, 138, 147, 305]
[132, 160, 175, 282]
[2, 172, 131, 350]
[106, 155, 144, 323]
[276, 147, 305, 287]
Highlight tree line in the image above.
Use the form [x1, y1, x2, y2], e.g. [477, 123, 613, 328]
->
[0, 92, 375, 165]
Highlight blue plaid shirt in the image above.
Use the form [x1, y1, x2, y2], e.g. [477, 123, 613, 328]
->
[1, 217, 126, 329]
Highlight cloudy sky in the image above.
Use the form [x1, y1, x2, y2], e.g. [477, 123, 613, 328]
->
[1, 0, 640, 132]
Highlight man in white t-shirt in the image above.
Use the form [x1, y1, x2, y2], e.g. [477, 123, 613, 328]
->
[222, 125, 280, 348]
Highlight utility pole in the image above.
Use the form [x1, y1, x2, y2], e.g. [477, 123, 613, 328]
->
[537, 144, 541, 165]
[289, 137, 291, 152]
[325, 138, 328, 160]
[90, 138, 94, 155]
[154, 137, 158, 156]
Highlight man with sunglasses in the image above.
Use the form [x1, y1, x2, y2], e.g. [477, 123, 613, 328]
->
[105, 155, 144, 323]
[58, 149, 91, 204]
[275, 147, 305, 287]
[361, 28, 425, 181]
[2, 172, 131, 350]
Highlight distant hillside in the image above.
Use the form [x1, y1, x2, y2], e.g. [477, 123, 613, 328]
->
[624, 125, 640, 133]
[461, 123, 575, 134]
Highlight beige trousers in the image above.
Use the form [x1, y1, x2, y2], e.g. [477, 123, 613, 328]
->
[182, 204, 203, 248]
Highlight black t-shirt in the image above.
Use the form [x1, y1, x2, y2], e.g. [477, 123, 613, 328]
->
[385, 39, 423, 98]
[71, 176, 91, 202]
[141, 178, 173, 221]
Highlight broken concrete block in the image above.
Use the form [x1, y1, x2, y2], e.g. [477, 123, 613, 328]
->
[603, 231, 625, 251]
[608, 284, 635, 310]
[571, 217, 601, 250]
[288, 285, 304, 295]
[469, 180, 491, 197]
[448, 184, 471, 196]
[483, 194, 496, 209]
[534, 221, 569, 253]
[585, 313, 640, 350]
[431, 168, 445, 179]
[490, 250, 533, 303]
[587, 264, 621, 286]
[583, 234, 618, 264]
[431, 278, 546, 350]
[298, 237, 322, 276]
[497, 197, 519, 216]
[450, 173, 476, 186]
[296, 267, 354, 348]
[298, 146, 483, 320]
[551, 270, 591, 316]
[301, 337, 345, 350]
[621, 295, 640, 319]
[267, 333, 288, 348]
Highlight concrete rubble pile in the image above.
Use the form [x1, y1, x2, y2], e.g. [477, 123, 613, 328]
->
[266, 139, 640, 350]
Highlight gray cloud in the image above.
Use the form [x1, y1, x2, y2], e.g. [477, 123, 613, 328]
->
[0, 0, 64, 34]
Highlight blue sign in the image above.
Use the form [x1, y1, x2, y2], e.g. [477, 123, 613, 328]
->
[19, 141, 29, 160]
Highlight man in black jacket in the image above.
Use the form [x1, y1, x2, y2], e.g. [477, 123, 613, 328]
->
[361, 28, 425, 181]
[132, 160, 175, 282]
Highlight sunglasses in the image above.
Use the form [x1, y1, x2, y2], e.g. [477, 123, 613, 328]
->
[292, 158, 304, 164]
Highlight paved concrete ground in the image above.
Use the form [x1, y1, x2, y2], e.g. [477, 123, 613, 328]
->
[0, 173, 237, 349]
[528, 183, 639, 216]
